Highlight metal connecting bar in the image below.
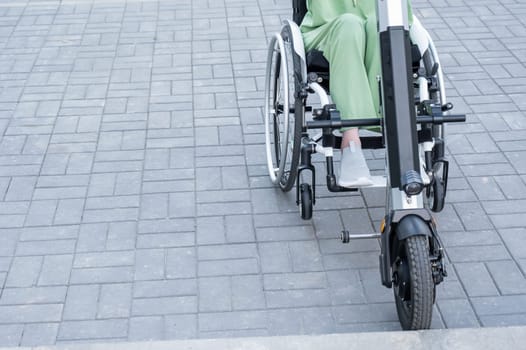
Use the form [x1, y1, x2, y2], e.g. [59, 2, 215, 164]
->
[305, 115, 464, 131]
[347, 233, 382, 239]
[416, 114, 466, 124]
[341, 230, 382, 243]
[306, 118, 382, 130]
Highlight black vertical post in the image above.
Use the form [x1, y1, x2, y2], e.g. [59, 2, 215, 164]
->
[378, 24, 419, 190]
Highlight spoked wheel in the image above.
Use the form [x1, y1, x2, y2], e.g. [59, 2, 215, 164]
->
[392, 235, 434, 330]
[264, 32, 302, 192]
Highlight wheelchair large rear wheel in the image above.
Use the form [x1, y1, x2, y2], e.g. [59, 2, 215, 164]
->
[392, 235, 434, 330]
[264, 33, 301, 192]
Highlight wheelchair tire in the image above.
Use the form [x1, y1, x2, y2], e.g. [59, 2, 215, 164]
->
[264, 32, 302, 192]
[392, 235, 434, 330]
[299, 183, 313, 220]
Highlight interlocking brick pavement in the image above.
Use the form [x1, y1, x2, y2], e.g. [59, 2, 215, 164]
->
[0, 0, 525, 346]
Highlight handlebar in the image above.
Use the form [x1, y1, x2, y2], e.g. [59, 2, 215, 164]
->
[305, 114, 466, 130]
[416, 114, 466, 124]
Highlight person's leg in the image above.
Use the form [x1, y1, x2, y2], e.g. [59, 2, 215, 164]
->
[324, 14, 374, 186]
[364, 15, 381, 119]
[323, 14, 378, 135]
[302, 14, 375, 187]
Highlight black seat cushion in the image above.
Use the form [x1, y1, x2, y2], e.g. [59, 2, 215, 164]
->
[411, 44, 421, 73]
[306, 49, 330, 73]
[306, 49, 330, 91]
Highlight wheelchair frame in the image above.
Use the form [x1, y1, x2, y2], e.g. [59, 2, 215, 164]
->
[264, 0, 466, 330]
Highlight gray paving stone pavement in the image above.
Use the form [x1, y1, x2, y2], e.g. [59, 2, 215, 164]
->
[2, 326, 526, 350]
[0, 0, 525, 346]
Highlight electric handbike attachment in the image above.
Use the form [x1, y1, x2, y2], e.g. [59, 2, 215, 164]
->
[264, 0, 466, 330]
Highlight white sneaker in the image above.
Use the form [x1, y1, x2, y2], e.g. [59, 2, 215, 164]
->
[338, 141, 374, 188]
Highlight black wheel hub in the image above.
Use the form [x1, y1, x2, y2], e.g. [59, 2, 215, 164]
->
[393, 258, 411, 301]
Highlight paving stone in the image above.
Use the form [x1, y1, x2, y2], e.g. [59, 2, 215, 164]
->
[38, 254, 73, 286]
[74, 251, 134, 269]
[134, 249, 164, 281]
[472, 295, 526, 316]
[128, 316, 163, 341]
[0, 304, 63, 324]
[63, 285, 100, 321]
[198, 310, 267, 333]
[446, 244, 510, 263]
[16, 239, 76, 257]
[21, 323, 59, 346]
[359, 268, 394, 303]
[197, 216, 226, 245]
[266, 289, 331, 309]
[166, 247, 196, 279]
[266, 309, 303, 335]
[453, 202, 493, 231]
[256, 226, 315, 242]
[132, 296, 197, 316]
[76, 223, 108, 253]
[480, 314, 526, 327]
[230, 275, 266, 310]
[133, 279, 197, 299]
[169, 192, 195, 218]
[437, 299, 480, 328]
[0, 286, 67, 305]
[165, 314, 197, 339]
[454, 263, 499, 297]
[58, 319, 128, 341]
[25, 200, 57, 227]
[499, 228, 526, 259]
[5, 256, 42, 288]
[323, 251, 379, 270]
[486, 260, 526, 295]
[0, 325, 23, 347]
[332, 303, 398, 324]
[220, 215, 254, 243]
[97, 283, 132, 318]
[467, 176, 506, 201]
[258, 242, 293, 274]
[325, 269, 366, 306]
[198, 276, 231, 312]
[198, 243, 257, 261]
[199, 258, 259, 277]
[70, 266, 134, 285]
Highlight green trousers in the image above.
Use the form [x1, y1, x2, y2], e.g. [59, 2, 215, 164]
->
[300, 0, 413, 120]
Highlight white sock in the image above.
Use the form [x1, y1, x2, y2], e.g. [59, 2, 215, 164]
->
[338, 141, 374, 188]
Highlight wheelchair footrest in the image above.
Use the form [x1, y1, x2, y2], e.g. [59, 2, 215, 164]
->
[341, 176, 387, 190]
[369, 176, 387, 188]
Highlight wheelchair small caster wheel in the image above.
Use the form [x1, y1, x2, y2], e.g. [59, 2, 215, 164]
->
[299, 183, 313, 220]
[341, 230, 350, 244]
[427, 178, 445, 212]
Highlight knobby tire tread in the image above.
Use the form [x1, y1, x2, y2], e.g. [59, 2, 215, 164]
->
[405, 235, 434, 329]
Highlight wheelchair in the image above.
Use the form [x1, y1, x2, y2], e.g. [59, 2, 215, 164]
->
[263, 0, 466, 330]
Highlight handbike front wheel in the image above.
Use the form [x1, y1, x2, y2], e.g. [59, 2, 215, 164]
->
[392, 235, 434, 330]
[263, 32, 300, 192]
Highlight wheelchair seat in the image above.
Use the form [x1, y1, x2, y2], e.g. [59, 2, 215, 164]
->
[306, 49, 330, 90]
[305, 46, 422, 92]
